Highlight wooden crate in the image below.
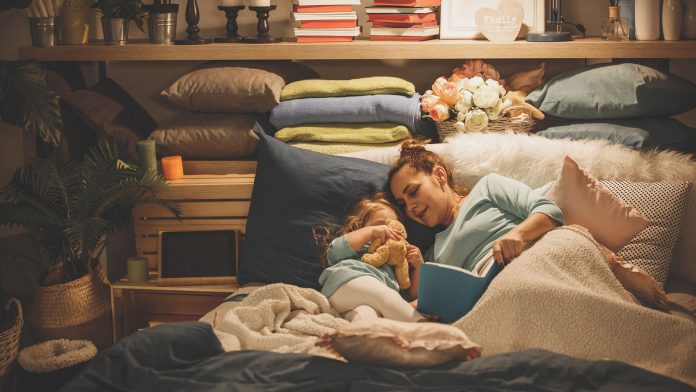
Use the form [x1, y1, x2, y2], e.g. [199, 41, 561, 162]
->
[133, 161, 256, 274]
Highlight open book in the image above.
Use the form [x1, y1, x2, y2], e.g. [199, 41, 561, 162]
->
[416, 250, 502, 323]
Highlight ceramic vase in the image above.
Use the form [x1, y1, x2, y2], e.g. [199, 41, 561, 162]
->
[683, 0, 696, 38]
[60, 0, 91, 45]
[663, 0, 683, 40]
[635, 0, 661, 40]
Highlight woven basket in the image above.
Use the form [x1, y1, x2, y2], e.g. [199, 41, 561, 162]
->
[0, 299, 23, 392]
[435, 105, 536, 141]
[28, 269, 112, 350]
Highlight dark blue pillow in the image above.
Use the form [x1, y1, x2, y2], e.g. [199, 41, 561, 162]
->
[240, 126, 387, 288]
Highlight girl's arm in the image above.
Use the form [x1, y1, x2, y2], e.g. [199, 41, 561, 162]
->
[344, 224, 402, 251]
[406, 244, 424, 299]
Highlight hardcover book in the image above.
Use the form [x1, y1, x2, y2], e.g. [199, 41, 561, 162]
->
[365, 6, 437, 13]
[293, 0, 360, 5]
[372, 0, 441, 7]
[371, 20, 438, 28]
[296, 36, 355, 42]
[369, 25, 440, 36]
[294, 5, 353, 12]
[416, 251, 502, 323]
[367, 13, 437, 24]
[293, 11, 358, 20]
[300, 20, 358, 28]
[294, 26, 361, 36]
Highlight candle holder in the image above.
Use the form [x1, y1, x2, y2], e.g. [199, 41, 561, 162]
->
[242, 5, 281, 43]
[214, 5, 245, 43]
[175, 0, 212, 45]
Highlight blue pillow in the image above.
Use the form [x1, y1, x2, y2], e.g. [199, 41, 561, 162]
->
[536, 117, 696, 151]
[239, 125, 435, 289]
[526, 63, 696, 120]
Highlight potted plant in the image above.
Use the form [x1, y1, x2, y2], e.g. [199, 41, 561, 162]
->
[0, 139, 179, 349]
[93, 0, 146, 45]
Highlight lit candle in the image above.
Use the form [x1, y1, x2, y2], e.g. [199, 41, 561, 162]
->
[247, 0, 270, 6]
[161, 156, 184, 181]
[222, 0, 243, 5]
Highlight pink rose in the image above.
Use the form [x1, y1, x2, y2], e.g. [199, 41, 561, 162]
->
[429, 102, 450, 122]
[451, 59, 504, 86]
[421, 90, 441, 112]
[431, 77, 449, 96]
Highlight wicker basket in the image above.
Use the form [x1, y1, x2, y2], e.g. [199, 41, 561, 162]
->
[435, 105, 537, 141]
[28, 269, 112, 350]
[0, 299, 23, 392]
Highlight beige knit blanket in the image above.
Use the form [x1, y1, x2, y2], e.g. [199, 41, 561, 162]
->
[212, 283, 348, 359]
[455, 226, 696, 386]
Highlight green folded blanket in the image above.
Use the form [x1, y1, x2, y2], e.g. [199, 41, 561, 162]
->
[275, 123, 411, 143]
[280, 77, 415, 101]
[288, 141, 404, 155]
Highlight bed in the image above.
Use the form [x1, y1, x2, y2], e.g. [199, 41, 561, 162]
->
[65, 125, 696, 391]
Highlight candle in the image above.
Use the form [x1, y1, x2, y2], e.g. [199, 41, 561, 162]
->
[136, 140, 157, 174]
[222, 0, 243, 6]
[161, 156, 184, 181]
[127, 256, 149, 282]
[247, 0, 270, 6]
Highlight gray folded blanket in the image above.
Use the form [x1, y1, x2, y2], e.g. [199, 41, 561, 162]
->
[270, 93, 434, 138]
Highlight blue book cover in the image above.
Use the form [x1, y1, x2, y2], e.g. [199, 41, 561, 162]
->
[416, 252, 502, 323]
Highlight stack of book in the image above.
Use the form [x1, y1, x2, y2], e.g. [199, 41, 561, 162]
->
[367, 0, 441, 41]
[292, 0, 361, 42]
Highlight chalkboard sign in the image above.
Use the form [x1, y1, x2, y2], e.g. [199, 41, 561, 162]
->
[156, 230, 239, 286]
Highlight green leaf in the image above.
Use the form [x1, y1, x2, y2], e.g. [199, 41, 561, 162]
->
[0, 60, 62, 146]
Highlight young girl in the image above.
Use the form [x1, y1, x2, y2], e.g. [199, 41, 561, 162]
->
[315, 193, 428, 322]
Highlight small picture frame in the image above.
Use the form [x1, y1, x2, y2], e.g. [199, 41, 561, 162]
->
[156, 229, 240, 286]
[440, 0, 545, 39]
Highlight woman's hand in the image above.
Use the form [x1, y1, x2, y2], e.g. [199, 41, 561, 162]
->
[371, 224, 402, 243]
[492, 231, 525, 266]
[405, 244, 424, 268]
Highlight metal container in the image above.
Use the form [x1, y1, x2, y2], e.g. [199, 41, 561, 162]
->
[148, 12, 177, 44]
[28, 17, 59, 47]
[101, 17, 129, 46]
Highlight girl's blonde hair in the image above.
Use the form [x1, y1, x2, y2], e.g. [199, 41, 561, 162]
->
[313, 192, 402, 268]
[388, 138, 469, 197]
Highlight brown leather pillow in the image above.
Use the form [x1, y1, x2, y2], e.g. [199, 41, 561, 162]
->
[148, 113, 264, 159]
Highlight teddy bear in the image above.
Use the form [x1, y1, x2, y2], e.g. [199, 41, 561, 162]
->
[361, 219, 410, 289]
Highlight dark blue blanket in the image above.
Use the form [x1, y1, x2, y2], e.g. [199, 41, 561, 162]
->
[61, 322, 695, 392]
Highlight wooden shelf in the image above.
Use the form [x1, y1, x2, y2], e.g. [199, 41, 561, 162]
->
[18, 38, 696, 61]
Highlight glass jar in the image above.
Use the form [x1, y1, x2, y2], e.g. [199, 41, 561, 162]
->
[602, 6, 630, 40]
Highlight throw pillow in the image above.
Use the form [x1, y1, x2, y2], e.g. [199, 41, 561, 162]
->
[238, 125, 435, 289]
[63, 78, 158, 156]
[526, 63, 696, 120]
[161, 62, 320, 114]
[316, 318, 481, 367]
[602, 180, 692, 286]
[545, 156, 650, 253]
[148, 113, 264, 159]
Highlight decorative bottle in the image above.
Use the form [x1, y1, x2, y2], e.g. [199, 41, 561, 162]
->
[635, 0, 661, 40]
[619, 0, 636, 39]
[60, 0, 91, 45]
[662, 0, 683, 40]
[602, 6, 629, 40]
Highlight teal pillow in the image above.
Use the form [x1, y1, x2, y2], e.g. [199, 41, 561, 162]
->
[536, 117, 696, 151]
[527, 63, 696, 120]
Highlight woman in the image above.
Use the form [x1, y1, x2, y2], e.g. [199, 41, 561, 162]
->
[388, 139, 666, 308]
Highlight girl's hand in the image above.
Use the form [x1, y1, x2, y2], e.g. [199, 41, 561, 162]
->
[406, 244, 424, 268]
[492, 231, 525, 266]
[371, 225, 402, 243]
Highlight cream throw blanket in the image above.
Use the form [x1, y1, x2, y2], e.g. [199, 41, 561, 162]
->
[456, 226, 696, 386]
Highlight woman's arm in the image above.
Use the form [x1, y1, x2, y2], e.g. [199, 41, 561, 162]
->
[492, 212, 559, 265]
[406, 244, 423, 299]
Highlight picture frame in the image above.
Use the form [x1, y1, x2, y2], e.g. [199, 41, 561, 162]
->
[440, 0, 545, 40]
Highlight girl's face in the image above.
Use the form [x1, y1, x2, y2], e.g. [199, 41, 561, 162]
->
[390, 164, 451, 228]
[365, 205, 398, 227]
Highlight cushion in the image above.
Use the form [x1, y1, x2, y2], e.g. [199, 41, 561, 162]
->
[63, 78, 158, 157]
[602, 180, 692, 286]
[526, 63, 696, 120]
[289, 141, 404, 156]
[315, 318, 481, 367]
[536, 117, 696, 151]
[280, 77, 416, 101]
[197, 60, 320, 84]
[275, 123, 411, 143]
[545, 156, 650, 253]
[238, 125, 435, 289]
[148, 113, 263, 159]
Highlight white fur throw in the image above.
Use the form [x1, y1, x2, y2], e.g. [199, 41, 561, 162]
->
[18, 339, 97, 373]
[343, 132, 696, 290]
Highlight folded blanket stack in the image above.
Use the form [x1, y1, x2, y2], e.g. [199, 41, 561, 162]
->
[271, 76, 435, 155]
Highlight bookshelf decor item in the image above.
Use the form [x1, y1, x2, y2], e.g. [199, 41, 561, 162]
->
[175, 0, 212, 44]
[214, 5, 246, 42]
[441, 0, 544, 39]
[243, 5, 281, 43]
[474, 0, 524, 42]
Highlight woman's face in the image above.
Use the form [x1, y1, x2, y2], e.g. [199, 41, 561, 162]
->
[390, 165, 451, 228]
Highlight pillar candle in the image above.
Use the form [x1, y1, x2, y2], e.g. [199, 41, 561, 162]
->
[222, 0, 243, 6]
[127, 256, 149, 282]
[161, 156, 184, 181]
[136, 140, 157, 174]
[247, 0, 270, 6]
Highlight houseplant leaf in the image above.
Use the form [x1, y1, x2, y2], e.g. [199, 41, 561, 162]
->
[0, 60, 62, 146]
